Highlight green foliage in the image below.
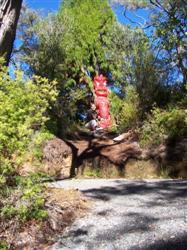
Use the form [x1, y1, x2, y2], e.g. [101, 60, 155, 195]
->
[28, 129, 54, 161]
[110, 86, 139, 132]
[119, 86, 139, 131]
[153, 0, 187, 85]
[84, 168, 102, 178]
[115, 0, 187, 86]
[109, 91, 123, 131]
[0, 60, 56, 226]
[0, 159, 14, 193]
[13, 0, 187, 145]
[0, 63, 57, 158]
[16, 2, 155, 135]
[140, 107, 186, 147]
[58, 0, 117, 75]
[1, 175, 48, 222]
[0, 241, 8, 250]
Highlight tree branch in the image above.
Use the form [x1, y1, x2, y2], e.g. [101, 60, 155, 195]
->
[123, 8, 145, 28]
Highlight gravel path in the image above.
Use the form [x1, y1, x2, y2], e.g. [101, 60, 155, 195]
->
[49, 179, 187, 250]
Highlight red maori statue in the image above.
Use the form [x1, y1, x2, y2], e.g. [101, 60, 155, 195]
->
[93, 74, 111, 129]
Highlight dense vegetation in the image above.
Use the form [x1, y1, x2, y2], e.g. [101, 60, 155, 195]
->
[0, 0, 186, 247]
[15, 0, 186, 136]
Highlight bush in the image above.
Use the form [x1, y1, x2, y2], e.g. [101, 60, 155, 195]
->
[1, 174, 48, 222]
[28, 129, 54, 161]
[109, 85, 139, 132]
[0, 62, 57, 158]
[0, 59, 57, 226]
[140, 107, 186, 147]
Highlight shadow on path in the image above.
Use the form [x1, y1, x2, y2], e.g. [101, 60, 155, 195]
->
[55, 180, 187, 250]
[143, 233, 187, 250]
[82, 180, 187, 204]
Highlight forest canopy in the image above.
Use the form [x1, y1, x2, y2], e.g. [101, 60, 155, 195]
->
[14, 0, 187, 136]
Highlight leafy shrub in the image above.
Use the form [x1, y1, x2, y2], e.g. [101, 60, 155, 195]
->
[0, 62, 57, 158]
[140, 107, 186, 147]
[1, 174, 48, 222]
[0, 158, 16, 200]
[28, 129, 54, 161]
[0, 60, 57, 225]
[109, 91, 123, 130]
[110, 85, 139, 132]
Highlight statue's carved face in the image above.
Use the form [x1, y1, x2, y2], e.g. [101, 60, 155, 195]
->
[95, 80, 107, 86]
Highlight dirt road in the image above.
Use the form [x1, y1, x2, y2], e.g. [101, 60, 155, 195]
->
[49, 179, 187, 250]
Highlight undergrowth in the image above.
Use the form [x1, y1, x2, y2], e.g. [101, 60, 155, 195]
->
[139, 107, 186, 147]
[0, 59, 57, 247]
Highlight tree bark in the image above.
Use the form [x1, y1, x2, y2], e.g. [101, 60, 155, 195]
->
[0, 0, 22, 65]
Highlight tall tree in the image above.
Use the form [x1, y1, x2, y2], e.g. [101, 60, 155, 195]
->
[151, 0, 187, 86]
[14, 1, 127, 135]
[112, 0, 187, 86]
[0, 0, 23, 65]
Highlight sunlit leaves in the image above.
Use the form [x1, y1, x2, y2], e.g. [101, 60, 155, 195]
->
[0, 62, 57, 157]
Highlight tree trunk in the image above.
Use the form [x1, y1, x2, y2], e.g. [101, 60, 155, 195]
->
[0, 0, 22, 65]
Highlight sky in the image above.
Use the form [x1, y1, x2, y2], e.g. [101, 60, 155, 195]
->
[25, 0, 61, 12]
